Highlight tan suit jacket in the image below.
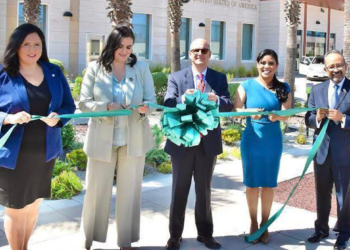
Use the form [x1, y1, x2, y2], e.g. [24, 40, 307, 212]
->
[79, 60, 156, 162]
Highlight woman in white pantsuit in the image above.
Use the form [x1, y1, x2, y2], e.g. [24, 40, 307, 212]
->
[79, 26, 156, 250]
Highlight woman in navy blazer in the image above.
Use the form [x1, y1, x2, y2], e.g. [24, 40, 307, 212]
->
[0, 23, 75, 250]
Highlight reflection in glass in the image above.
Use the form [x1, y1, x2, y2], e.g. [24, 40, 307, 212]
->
[242, 24, 253, 60]
[306, 31, 326, 56]
[18, 3, 47, 37]
[133, 13, 150, 60]
[180, 18, 190, 60]
[211, 21, 224, 60]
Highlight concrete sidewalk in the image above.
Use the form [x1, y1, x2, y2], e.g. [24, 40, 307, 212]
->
[0, 143, 338, 250]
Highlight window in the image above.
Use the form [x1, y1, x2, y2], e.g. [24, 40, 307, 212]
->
[242, 24, 254, 61]
[90, 40, 101, 56]
[306, 31, 326, 56]
[18, 3, 48, 37]
[329, 33, 336, 51]
[180, 18, 191, 60]
[86, 35, 105, 63]
[133, 13, 151, 60]
[211, 21, 225, 60]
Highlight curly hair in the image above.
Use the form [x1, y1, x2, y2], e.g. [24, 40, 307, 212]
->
[2, 23, 49, 77]
[256, 49, 288, 103]
[97, 25, 137, 72]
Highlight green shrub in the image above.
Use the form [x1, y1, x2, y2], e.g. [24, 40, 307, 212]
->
[228, 83, 240, 101]
[53, 160, 73, 178]
[246, 71, 252, 77]
[152, 72, 168, 104]
[237, 65, 246, 77]
[151, 125, 165, 148]
[61, 124, 76, 149]
[251, 66, 258, 77]
[82, 68, 87, 77]
[231, 146, 241, 160]
[66, 149, 87, 171]
[296, 134, 307, 144]
[210, 64, 226, 74]
[51, 171, 83, 199]
[217, 150, 229, 160]
[145, 148, 169, 167]
[158, 162, 172, 174]
[71, 141, 84, 150]
[50, 59, 66, 76]
[72, 75, 83, 99]
[280, 121, 288, 134]
[226, 73, 235, 82]
[294, 100, 304, 108]
[222, 129, 241, 145]
[227, 67, 236, 75]
[162, 67, 171, 74]
[226, 124, 243, 136]
[150, 63, 164, 73]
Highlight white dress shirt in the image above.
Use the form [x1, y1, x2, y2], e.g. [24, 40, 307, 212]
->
[317, 77, 346, 128]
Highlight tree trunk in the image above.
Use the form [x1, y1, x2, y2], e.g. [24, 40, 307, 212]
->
[284, 26, 297, 107]
[344, 0, 350, 78]
[171, 31, 181, 73]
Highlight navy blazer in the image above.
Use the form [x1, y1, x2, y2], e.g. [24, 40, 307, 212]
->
[163, 67, 233, 157]
[305, 77, 350, 166]
[0, 62, 76, 169]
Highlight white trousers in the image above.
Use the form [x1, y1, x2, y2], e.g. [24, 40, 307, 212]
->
[81, 146, 145, 248]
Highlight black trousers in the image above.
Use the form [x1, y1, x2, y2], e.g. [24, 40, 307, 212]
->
[169, 142, 216, 239]
[314, 149, 350, 241]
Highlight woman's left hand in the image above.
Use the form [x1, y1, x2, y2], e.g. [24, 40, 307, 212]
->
[137, 104, 149, 114]
[268, 114, 279, 122]
[41, 112, 60, 127]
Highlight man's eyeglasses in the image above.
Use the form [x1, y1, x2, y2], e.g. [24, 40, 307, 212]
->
[325, 64, 345, 71]
[190, 48, 210, 54]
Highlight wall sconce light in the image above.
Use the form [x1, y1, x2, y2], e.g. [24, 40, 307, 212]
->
[199, 22, 205, 27]
[320, 8, 325, 12]
[316, 20, 321, 24]
[63, 11, 73, 17]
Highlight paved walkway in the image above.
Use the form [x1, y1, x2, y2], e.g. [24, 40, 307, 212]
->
[0, 144, 338, 250]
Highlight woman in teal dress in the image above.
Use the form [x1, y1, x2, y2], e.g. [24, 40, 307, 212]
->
[234, 49, 291, 243]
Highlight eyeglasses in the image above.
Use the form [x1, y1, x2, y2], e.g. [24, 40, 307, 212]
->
[190, 48, 210, 54]
[326, 64, 345, 71]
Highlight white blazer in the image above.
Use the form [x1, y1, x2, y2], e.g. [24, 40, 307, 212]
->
[79, 60, 156, 162]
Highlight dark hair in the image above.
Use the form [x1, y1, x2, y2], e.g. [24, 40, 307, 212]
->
[256, 49, 288, 103]
[2, 23, 49, 77]
[98, 26, 137, 72]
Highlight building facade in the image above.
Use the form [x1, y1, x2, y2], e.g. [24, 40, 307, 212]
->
[0, 0, 345, 76]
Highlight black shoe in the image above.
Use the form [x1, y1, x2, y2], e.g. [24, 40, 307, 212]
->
[197, 236, 221, 249]
[334, 239, 348, 250]
[166, 237, 182, 250]
[307, 231, 329, 243]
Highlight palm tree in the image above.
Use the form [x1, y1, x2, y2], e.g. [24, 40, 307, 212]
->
[168, 0, 183, 73]
[283, 0, 301, 107]
[23, 0, 41, 25]
[344, 0, 350, 78]
[107, 0, 133, 28]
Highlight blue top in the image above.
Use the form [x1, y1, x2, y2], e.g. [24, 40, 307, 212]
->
[0, 62, 76, 169]
[112, 75, 127, 146]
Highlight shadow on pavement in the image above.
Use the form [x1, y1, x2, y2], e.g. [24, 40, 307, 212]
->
[212, 174, 245, 191]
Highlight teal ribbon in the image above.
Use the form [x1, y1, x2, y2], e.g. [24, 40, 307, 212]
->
[159, 90, 219, 147]
[0, 109, 131, 149]
[245, 119, 330, 243]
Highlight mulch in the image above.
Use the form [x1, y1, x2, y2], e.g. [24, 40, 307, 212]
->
[274, 172, 337, 217]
